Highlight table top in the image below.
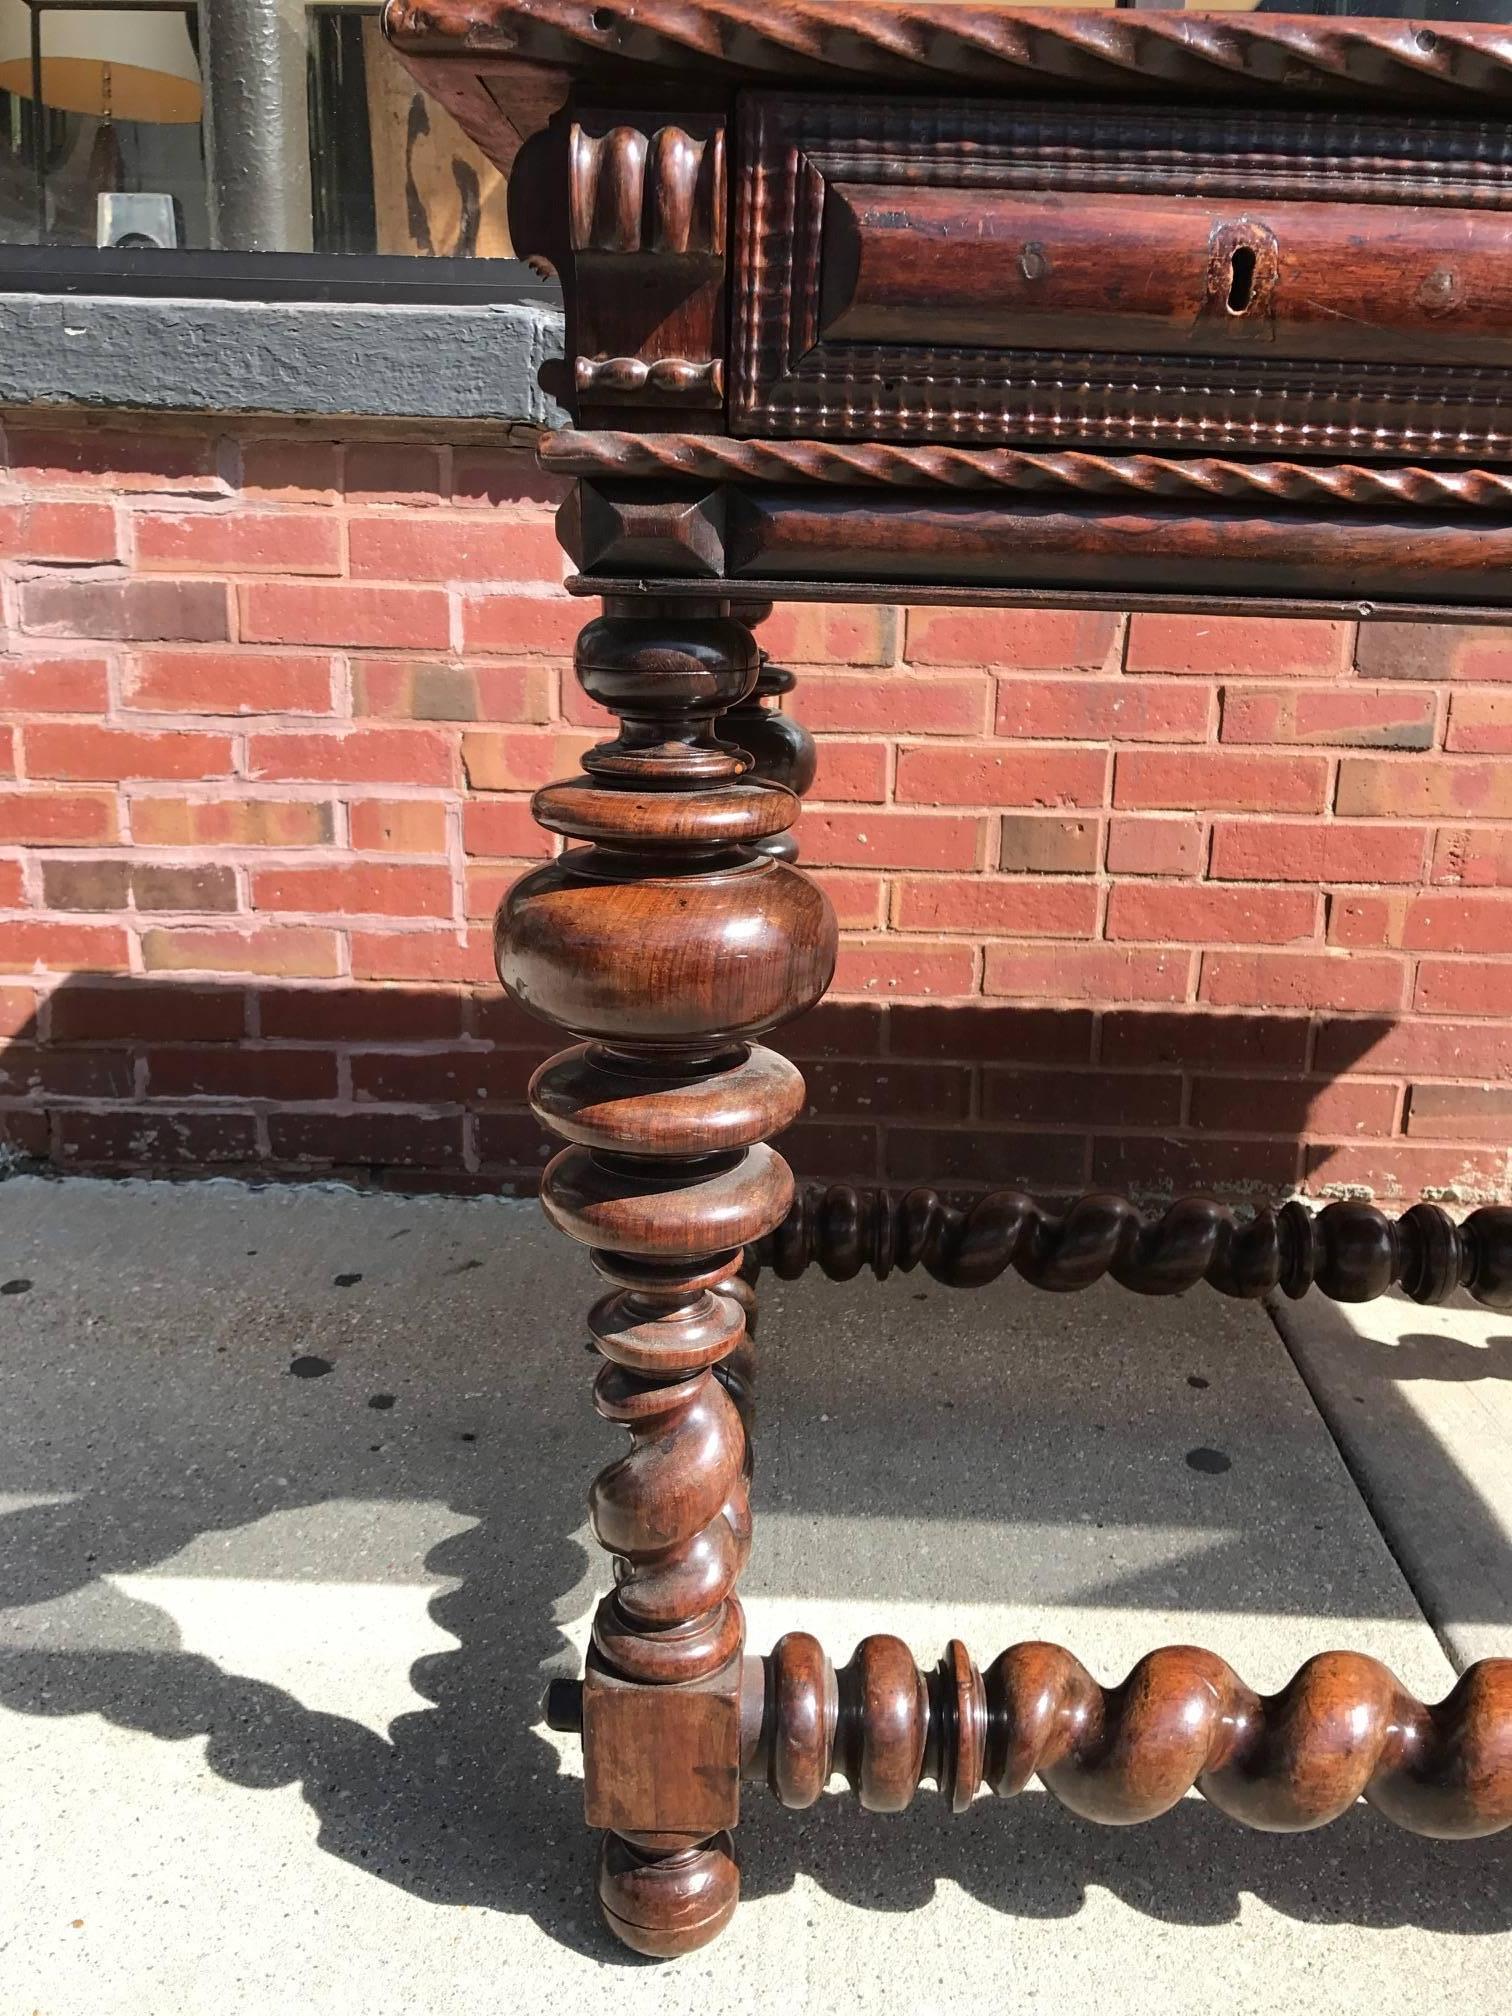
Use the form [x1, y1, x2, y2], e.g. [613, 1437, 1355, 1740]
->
[387, 4, 1512, 116]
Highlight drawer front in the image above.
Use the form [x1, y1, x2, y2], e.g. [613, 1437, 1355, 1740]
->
[730, 94, 1512, 456]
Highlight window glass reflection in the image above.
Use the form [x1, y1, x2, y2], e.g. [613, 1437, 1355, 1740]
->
[0, 3, 204, 246]
[310, 7, 509, 257]
[0, 1, 512, 256]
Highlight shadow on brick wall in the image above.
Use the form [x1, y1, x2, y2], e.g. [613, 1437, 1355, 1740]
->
[0, 971, 1418, 1208]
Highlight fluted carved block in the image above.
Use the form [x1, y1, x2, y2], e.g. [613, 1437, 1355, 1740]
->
[758, 1185, 1512, 1310]
[497, 603, 836, 1955]
[569, 119, 726, 256]
[565, 111, 728, 410]
[744, 1635, 1512, 1839]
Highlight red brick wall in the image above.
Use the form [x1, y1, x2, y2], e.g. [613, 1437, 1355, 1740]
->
[1, 409, 1509, 1204]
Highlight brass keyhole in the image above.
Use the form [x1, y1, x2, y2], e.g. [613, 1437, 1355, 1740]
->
[1227, 245, 1257, 315]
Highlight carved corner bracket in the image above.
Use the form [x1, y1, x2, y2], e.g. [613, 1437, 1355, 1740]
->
[565, 111, 728, 415]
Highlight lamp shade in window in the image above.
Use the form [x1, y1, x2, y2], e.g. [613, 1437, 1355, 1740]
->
[0, 3, 202, 124]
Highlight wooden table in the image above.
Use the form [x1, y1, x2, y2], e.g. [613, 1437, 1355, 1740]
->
[387, 2, 1512, 1956]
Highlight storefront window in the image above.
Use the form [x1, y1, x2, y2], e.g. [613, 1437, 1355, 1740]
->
[0, 4, 204, 246]
[0, 0, 509, 258]
[308, 6, 508, 258]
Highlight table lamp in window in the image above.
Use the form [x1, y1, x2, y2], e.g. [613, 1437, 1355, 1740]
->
[0, 1, 202, 124]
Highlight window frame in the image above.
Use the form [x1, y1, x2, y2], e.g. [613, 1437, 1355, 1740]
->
[3, 0, 536, 295]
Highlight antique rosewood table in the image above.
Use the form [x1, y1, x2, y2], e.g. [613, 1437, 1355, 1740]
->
[387, 1, 1512, 1956]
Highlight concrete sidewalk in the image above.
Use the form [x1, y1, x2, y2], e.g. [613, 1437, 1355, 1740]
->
[0, 1176, 1506, 2015]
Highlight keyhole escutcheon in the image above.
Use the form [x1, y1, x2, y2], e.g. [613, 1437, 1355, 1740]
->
[1227, 244, 1257, 315]
[1205, 218, 1279, 325]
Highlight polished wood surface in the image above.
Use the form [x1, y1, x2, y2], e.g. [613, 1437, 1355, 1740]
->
[567, 112, 728, 413]
[718, 600, 817, 864]
[388, 0, 1512, 1958]
[820, 183, 1512, 365]
[571, 483, 1512, 605]
[542, 431, 1512, 510]
[563, 573, 1512, 627]
[387, 5, 1512, 111]
[497, 600, 835, 1953]
[732, 89, 1512, 456]
[745, 1636, 1512, 1838]
[756, 1187, 1512, 1310]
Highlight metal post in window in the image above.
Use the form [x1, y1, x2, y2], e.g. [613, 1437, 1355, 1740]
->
[28, 1, 44, 246]
[199, 0, 312, 252]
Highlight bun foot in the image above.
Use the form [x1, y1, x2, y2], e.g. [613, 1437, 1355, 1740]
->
[598, 1831, 740, 1958]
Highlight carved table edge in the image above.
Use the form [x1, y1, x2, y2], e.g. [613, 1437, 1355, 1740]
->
[541, 432, 1512, 511]
[386, 3, 1512, 108]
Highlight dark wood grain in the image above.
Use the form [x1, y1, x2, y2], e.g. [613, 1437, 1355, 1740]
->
[542, 432, 1512, 511]
[566, 110, 728, 416]
[496, 600, 836, 1954]
[821, 182, 1512, 367]
[389, 0, 1512, 1956]
[566, 479, 1512, 603]
[386, 4, 1512, 110]
[755, 1186, 1512, 1311]
[717, 601, 817, 864]
[733, 90, 1512, 457]
[721, 491, 1512, 604]
[560, 480, 727, 576]
[565, 572, 1512, 628]
[706, 602, 812, 1450]
[746, 1636, 1512, 1836]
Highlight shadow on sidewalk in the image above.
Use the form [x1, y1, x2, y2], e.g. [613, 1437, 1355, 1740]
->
[0, 1178, 1505, 1959]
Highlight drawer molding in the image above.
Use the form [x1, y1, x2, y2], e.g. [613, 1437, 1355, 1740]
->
[560, 477, 1512, 610]
[562, 574, 1512, 627]
[733, 91, 1512, 457]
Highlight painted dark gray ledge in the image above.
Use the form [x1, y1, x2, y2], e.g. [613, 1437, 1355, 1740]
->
[0, 288, 566, 425]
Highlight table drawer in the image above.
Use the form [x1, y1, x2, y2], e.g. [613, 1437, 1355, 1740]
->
[730, 93, 1512, 457]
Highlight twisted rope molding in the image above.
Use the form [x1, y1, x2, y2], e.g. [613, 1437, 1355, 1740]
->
[387, 3, 1512, 106]
[754, 1186, 1512, 1310]
[541, 431, 1512, 512]
[741, 1634, 1512, 1836]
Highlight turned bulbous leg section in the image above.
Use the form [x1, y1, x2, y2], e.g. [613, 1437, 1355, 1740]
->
[498, 600, 835, 1955]
[718, 601, 818, 865]
[599, 1830, 740, 1959]
[710, 601, 817, 1436]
